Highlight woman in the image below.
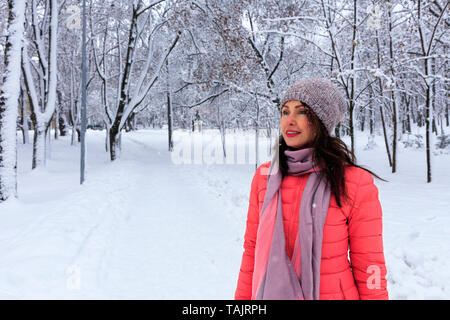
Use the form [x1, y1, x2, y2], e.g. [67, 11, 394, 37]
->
[235, 78, 389, 300]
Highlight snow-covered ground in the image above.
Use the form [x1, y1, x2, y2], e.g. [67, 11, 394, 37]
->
[0, 128, 449, 299]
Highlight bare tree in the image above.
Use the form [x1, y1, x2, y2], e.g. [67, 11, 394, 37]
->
[414, 0, 449, 182]
[91, 1, 180, 161]
[21, 0, 59, 169]
[0, 0, 26, 201]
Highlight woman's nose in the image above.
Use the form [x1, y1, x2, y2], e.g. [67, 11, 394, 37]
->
[286, 113, 296, 124]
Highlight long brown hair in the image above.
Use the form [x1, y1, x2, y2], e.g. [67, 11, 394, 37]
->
[278, 103, 388, 208]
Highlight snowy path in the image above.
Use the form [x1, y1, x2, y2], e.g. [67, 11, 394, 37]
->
[93, 135, 243, 299]
[0, 130, 247, 299]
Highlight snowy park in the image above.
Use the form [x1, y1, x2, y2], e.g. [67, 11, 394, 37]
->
[0, 0, 449, 300]
[0, 128, 449, 299]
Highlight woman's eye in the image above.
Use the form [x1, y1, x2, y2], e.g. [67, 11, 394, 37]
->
[281, 109, 307, 116]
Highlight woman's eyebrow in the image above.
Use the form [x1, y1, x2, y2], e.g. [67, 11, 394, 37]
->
[282, 104, 305, 109]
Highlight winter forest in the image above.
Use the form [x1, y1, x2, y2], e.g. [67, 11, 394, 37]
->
[0, 0, 449, 300]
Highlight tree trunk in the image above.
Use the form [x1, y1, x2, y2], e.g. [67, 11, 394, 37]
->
[417, 110, 423, 127]
[423, 49, 432, 183]
[349, 102, 355, 154]
[411, 95, 418, 125]
[266, 120, 272, 157]
[369, 105, 374, 135]
[401, 96, 406, 135]
[360, 104, 365, 132]
[21, 0, 58, 170]
[432, 117, 437, 135]
[125, 112, 136, 132]
[425, 84, 431, 183]
[58, 113, 67, 137]
[445, 103, 449, 127]
[220, 120, 227, 159]
[374, 27, 393, 168]
[104, 126, 110, 152]
[380, 103, 392, 168]
[20, 84, 30, 144]
[109, 128, 120, 161]
[405, 98, 411, 134]
[54, 107, 59, 140]
[46, 124, 51, 161]
[348, 0, 357, 155]
[388, 8, 397, 173]
[0, 0, 25, 201]
[32, 126, 46, 169]
[57, 89, 66, 136]
[334, 122, 340, 138]
[431, 57, 437, 137]
[391, 91, 398, 173]
[166, 59, 173, 152]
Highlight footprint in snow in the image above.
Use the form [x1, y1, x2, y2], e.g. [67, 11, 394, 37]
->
[408, 231, 420, 241]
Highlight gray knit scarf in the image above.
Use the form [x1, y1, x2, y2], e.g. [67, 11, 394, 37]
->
[252, 147, 331, 300]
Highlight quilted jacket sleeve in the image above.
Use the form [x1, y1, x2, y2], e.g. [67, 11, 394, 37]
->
[348, 168, 389, 300]
[234, 168, 261, 300]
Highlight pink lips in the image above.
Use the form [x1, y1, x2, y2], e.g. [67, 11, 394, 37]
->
[286, 130, 301, 138]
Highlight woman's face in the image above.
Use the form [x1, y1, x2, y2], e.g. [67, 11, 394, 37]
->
[280, 100, 316, 149]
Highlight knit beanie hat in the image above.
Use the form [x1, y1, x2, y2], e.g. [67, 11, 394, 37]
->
[280, 77, 347, 134]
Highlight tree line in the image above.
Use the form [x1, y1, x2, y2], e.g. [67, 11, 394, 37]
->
[0, 0, 449, 201]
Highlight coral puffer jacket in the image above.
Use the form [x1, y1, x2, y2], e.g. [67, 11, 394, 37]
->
[235, 161, 388, 300]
